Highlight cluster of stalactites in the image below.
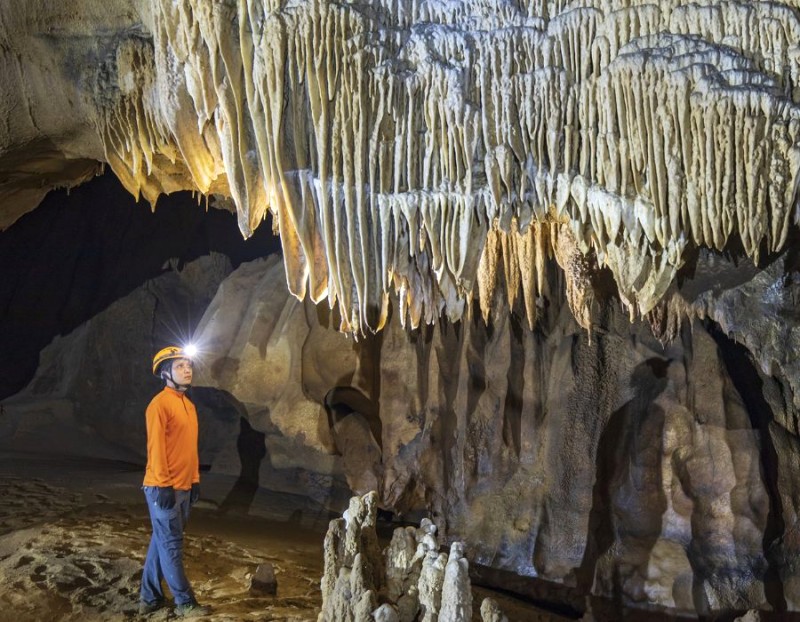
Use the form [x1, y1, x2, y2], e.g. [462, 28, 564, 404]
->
[95, 0, 800, 333]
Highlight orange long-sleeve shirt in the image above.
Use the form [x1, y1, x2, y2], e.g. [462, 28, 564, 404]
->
[143, 387, 200, 490]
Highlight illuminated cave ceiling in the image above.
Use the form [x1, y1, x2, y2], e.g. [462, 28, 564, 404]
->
[1, 0, 799, 333]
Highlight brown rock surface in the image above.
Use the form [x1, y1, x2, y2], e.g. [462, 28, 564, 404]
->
[6, 215, 800, 619]
[186, 250, 800, 618]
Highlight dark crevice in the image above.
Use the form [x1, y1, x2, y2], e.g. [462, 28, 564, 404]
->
[324, 386, 381, 451]
[708, 322, 787, 613]
[324, 385, 383, 497]
[502, 311, 524, 457]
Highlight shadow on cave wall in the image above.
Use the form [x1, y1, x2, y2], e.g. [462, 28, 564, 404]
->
[218, 417, 268, 515]
[0, 171, 280, 400]
[323, 385, 383, 497]
[191, 386, 269, 516]
[577, 357, 669, 619]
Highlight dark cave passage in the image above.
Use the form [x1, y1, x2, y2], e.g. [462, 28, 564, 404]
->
[0, 172, 280, 400]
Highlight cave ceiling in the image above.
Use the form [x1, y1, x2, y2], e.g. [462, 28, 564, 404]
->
[1, 0, 799, 333]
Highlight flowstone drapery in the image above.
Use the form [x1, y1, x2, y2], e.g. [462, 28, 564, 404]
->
[1, 1, 799, 331]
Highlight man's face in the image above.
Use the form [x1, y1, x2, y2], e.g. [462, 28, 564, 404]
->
[170, 357, 193, 386]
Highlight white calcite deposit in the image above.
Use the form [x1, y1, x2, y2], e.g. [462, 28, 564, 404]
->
[318, 491, 501, 622]
[0, 1, 798, 331]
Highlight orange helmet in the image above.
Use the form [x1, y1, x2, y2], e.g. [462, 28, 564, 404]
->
[151, 345, 195, 376]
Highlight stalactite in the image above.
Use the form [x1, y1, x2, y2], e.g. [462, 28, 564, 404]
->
[92, 0, 800, 333]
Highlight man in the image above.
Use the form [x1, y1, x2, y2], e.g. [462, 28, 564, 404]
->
[139, 345, 211, 617]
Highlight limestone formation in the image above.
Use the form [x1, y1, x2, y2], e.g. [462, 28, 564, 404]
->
[187, 250, 800, 618]
[10, 238, 800, 617]
[318, 492, 501, 622]
[440, 542, 473, 621]
[3, 1, 800, 606]
[1, 1, 799, 331]
[373, 604, 400, 622]
[318, 491, 383, 622]
[418, 549, 447, 622]
[480, 598, 509, 622]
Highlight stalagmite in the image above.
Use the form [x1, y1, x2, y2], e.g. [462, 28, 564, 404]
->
[318, 493, 504, 621]
[480, 598, 509, 622]
[1, 0, 799, 331]
[439, 541, 473, 621]
[318, 492, 384, 622]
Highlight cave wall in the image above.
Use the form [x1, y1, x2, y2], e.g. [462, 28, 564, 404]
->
[2, 1, 800, 617]
[0, 253, 240, 464]
[6, 229, 800, 616]
[182, 248, 800, 617]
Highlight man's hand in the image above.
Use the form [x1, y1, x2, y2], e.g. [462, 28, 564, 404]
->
[156, 486, 175, 509]
[190, 483, 201, 505]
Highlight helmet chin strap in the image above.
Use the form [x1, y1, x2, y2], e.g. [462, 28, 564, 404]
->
[163, 368, 191, 391]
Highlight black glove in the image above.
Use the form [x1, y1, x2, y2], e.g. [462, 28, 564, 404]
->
[190, 483, 201, 505]
[156, 486, 176, 510]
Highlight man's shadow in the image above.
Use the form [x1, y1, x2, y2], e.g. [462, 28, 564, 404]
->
[218, 416, 267, 515]
[576, 357, 670, 619]
[322, 386, 383, 497]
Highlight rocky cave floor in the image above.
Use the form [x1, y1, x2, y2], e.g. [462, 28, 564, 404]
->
[0, 451, 567, 622]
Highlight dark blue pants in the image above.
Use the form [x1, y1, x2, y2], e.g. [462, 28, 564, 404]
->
[140, 486, 194, 605]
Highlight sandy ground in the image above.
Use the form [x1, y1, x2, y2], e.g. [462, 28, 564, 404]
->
[0, 452, 571, 622]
